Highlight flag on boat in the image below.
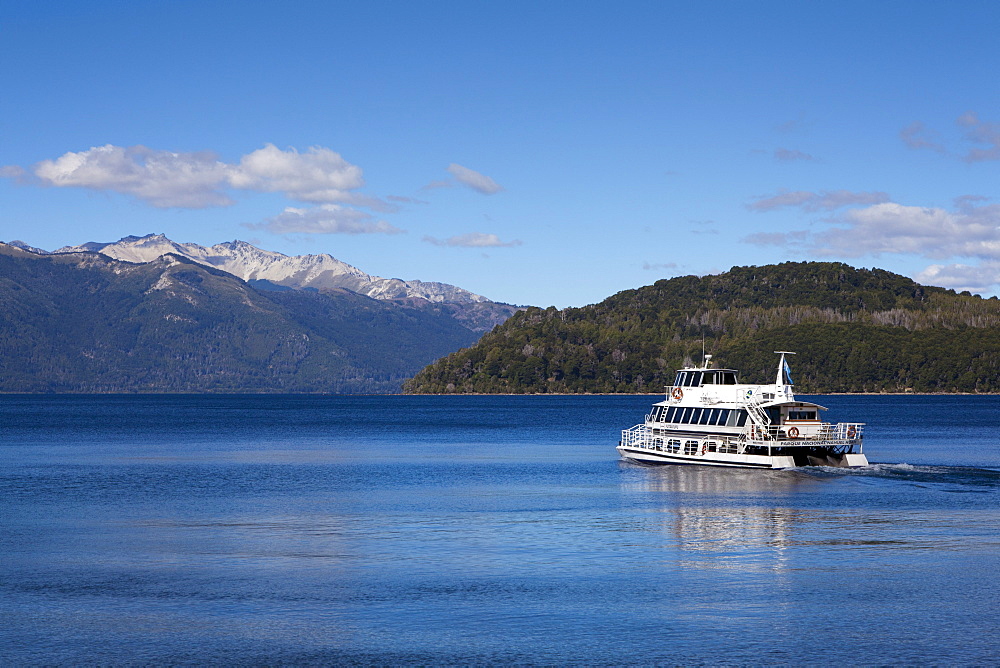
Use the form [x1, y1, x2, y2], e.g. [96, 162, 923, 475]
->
[783, 358, 794, 385]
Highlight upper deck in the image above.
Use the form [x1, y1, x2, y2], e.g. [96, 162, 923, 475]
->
[662, 366, 795, 408]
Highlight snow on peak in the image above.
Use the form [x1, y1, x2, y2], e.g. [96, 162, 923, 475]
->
[50, 234, 491, 304]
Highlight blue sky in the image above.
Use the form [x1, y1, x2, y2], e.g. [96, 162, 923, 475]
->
[4, 1, 1000, 308]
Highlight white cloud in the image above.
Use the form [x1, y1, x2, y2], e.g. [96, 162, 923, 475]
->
[742, 197, 1000, 292]
[817, 202, 1000, 259]
[227, 144, 365, 202]
[422, 232, 521, 247]
[446, 163, 503, 194]
[19, 143, 384, 211]
[747, 189, 890, 212]
[248, 205, 405, 235]
[746, 200, 1000, 259]
[33, 145, 234, 208]
[914, 262, 1000, 292]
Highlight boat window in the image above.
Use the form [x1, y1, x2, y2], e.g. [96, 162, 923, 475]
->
[718, 409, 731, 426]
[699, 409, 711, 425]
[683, 440, 699, 455]
[721, 372, 737, 385]
[666, 439, 680, 453]
[678, 408, 689, 423]
[788, 410, 817, 420]
[687, 372, 703, 387]
[674, 372, 687, 387]
[702, 372, 716, 385]
[729, 410, 748, 427]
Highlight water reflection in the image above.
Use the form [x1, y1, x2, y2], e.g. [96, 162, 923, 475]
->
[620, 462, 817, 496]
[619, 464, 821, 575]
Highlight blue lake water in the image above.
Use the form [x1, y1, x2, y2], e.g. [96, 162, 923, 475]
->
[2, 394, 999, 665]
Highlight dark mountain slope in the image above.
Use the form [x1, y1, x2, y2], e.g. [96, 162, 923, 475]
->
[404, 262, 1000, 394]
[0, 244, 478, 392]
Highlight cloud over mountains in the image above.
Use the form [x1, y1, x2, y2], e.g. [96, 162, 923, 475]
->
[4, 145, 513, 245]
[27, 143, 370, 209]
[250, 205, 405, 236]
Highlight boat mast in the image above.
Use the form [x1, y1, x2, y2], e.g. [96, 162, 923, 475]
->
[774, 350, 796, 386]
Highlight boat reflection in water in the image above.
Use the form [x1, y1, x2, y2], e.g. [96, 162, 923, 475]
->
[618, 464, 829, 576]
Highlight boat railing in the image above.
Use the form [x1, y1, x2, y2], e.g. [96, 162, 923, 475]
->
[621, 424, 651, 449]
[621, 422, 865, 454]
[742, 422, 864, 443]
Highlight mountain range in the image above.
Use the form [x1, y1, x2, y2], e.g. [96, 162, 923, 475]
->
[0, 236, 519, 393]
[52, 234, 491, 304]
[13, 234, 518, 333]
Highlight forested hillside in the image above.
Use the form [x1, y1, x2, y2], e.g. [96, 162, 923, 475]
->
[404, 262, 1000, 394]
[0, 243, 479, 393]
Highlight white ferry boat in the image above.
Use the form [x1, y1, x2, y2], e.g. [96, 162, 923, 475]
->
[618, 352, 868, 469]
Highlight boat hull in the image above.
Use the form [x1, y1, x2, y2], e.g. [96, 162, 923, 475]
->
[616, 444, 867, 469]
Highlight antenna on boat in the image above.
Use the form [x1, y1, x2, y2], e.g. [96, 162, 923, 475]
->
[774, 351, 796, 386]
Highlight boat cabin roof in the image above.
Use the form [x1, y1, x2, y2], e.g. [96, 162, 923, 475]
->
[760, 399, 829, 412]
[673, 368, 739, 387]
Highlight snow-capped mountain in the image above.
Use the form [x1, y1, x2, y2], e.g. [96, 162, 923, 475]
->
[52, 234, 492, 304]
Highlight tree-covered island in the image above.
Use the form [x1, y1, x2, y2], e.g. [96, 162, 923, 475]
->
[404, 262, 1000, 394]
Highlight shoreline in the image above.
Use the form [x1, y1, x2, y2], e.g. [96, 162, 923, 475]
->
[2, 391, 998, 397]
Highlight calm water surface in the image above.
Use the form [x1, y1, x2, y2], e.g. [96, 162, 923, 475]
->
[1, 394, 999, 665]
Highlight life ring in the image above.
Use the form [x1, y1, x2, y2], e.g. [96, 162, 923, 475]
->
[672, 387, 683, 400]
[787, 427, 799, 438]
[847, 425, 857, 438]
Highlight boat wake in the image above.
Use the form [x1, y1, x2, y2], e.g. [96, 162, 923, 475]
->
[805, 461, 1000, 489]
